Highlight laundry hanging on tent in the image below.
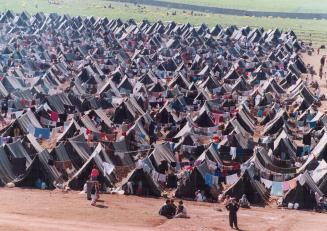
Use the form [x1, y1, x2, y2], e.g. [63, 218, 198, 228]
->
[34, 127, 50, 139]
[261, 177, 272, 189]
[288, 178, 297, 189]
[158, 173, 166, 183]
[282, 181, 290, 191]
[271, 182, 283, 196]
[51, 111, 59, 122]
[297, 174, 306, 186]
[205, 173, 213, 187]
[152, 171, 159, 182]
[230, 147, 237, 160]
[226, 173, 238, 185]
[309, 121, 317, 129]
[103, 162, 115, 175]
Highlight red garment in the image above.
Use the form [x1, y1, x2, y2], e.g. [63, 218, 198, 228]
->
[232, 163, 241, 170]
[100, 133, 106, 140]
[50, 112, 58, 122]
[184, 166, 194, 171]
[91, 168, 99, 177]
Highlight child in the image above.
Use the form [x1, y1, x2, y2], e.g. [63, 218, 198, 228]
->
[175, 200, 190, 218]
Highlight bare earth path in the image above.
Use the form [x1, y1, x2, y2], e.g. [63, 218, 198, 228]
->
[0, 188, 326, 231]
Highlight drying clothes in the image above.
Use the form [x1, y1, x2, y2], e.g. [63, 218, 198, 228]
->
[152, 171, 159, 182]
[297, 121, 304, 127]
[51, 111, 59, 122]
[226, 174, 238, 185]
[40, 117, 51, 126]
[205, 173, 213, 187]
[232, 163, 241, 170]
[298, 174, 306, 186]
[288, 179, 297, 189]
[212, 175, 219, 186]
[302, 145, 311, 156]
[309, 121, 317, 129]
[261, 178, 272, 189]
[135, 159, 144, 169]
[257, 110, 263, 118]
[230, 147, 237, 160]
[143, 164, 151, 174]
[282, 181, 290, 191]
[158, 173, 166, 183]
[271, 182, 283, 196]
[34, 127, 50, 139]
[103, 162, 115, 175]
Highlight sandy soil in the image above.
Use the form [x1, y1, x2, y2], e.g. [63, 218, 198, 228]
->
[0, 188, 326, 231]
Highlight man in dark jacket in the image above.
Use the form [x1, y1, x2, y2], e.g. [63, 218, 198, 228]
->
[159, 199, 176, 219]
[226, 198, 240, 230]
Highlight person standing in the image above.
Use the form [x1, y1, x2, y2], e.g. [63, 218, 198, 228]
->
[226, 198, 240, 230]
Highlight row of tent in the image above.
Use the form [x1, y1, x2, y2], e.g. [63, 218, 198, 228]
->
[0, 11, 325, 210]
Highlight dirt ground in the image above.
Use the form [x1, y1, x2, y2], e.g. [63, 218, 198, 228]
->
[0, 188, 326, 231]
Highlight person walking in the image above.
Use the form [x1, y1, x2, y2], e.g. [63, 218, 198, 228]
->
[226, 198, 240, 230]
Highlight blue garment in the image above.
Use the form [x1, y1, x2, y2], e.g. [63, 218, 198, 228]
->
[297, 121, 304, 127]
[302, 145, 311, 156]
[212, 143, 220, 150]
[34, 127, 50, 139]
[306, 114, 313, 122]
[271, 182, 283, 196]
[35, 179, 42, 189]
[214, 167, 222, 177]
[236, 148, 243, 156]
[205, 173, 213, 187]
[309, 121, 317, 129]
[257, 110, 263, 118]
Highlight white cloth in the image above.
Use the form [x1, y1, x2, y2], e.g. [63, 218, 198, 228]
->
[255, 95, 261, 106]
[158, 173, 166, 183]
[152, 171, 159, 181]
[135, 159, 144, 169]
[103, 162, 115, 175]
[230, 147, 237, 160]
[143, 164, 151, 173]
[127, 182, 134, 194]
[226, 174, 238, 185]
[80, 127, 87, 138]
[298, 174, 306, 186]
[212, 176, 219, 186]
[195, 193, 205, 202]
[261, 177, 273, 189]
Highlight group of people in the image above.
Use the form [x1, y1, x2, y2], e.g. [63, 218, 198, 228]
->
[159, 199, 190, 219]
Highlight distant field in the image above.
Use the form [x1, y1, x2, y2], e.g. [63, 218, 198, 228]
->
[158, 0, 327, 13]
[0, 0, 327, 47]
